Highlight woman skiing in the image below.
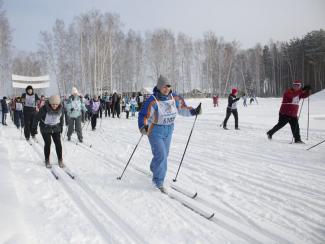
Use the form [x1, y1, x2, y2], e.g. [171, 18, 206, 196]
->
[90, 95, 101, 130]
[138, 75, 202, 193]
[33, 95, 64, 168]
[21, 85, 40, 140]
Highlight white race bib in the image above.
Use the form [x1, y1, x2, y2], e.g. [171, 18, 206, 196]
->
[153, 95, 178, 125]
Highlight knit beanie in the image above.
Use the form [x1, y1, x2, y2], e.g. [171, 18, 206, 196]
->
[71, 87, 79, 95]
[157, 75, 171, 90]
[231, 88, 238, 95]
[49, 95, 61, 105]
[293, 80, 302, 87]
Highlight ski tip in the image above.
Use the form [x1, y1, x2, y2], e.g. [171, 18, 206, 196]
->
[207, 213, 215, 220]
[192, 192, 198, 199]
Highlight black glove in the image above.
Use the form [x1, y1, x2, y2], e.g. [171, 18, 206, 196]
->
[195, 103, 202, 115]
[302, 85, 311, 91]
[71, 108, 74, 112]
[140, 125, 148, 135]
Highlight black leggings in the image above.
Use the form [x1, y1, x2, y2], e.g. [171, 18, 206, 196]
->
[91, 114, 98, 129]
[267, 114, 301, 141]
[41, 132, 62, 161]
[223, 108, 238, 128]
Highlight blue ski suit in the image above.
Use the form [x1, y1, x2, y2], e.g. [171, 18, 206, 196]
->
[138, 87, 197, 187]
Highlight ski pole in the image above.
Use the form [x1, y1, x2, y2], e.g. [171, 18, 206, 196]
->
[117, 134, 143, 180]
[86, 115, 92, 130]
[307, 97, 310, 140]
[63, 126, 68, 141]
[291, 99, 304, 143]
[173, 103, 201, 182]
[307, 139, 325, 151]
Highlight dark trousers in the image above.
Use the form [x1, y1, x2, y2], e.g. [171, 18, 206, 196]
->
[23, 110, 36, 139]
[99, 108, 102, 118]
[126, 111, 129, 119]
[67, 116, 83, 140]
[223, 108, 238, 128]
[2, 112, 7, 125]
[105, 103, 111, 117]
[41, 132, 62, 161]
[14, 110, 24, 128]
[267, 114, 301, 141]
[91, 114, 98, 129]
[64, 111, 69, 125]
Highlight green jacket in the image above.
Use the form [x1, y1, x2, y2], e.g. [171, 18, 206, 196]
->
[66, 95, 87, 118]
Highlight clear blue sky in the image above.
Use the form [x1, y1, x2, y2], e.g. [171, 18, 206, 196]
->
[4, 0, 325, 52]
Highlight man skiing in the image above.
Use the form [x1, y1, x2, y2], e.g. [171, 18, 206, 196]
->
[267, 80, 311, 143]
[222, 88, 240, 130]
[138, 75, 202, 193]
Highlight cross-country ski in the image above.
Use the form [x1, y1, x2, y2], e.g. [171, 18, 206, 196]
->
[1, 1, 324, 243]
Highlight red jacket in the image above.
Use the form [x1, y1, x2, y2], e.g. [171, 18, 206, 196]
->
[279, 88, 310, 117]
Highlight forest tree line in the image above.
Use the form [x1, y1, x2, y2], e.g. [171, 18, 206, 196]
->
[1, 6, 325, 97]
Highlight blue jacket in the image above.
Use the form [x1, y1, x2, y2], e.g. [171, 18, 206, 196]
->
[138, 87, 195, 134]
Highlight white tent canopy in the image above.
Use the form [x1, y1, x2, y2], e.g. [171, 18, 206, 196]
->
[12, 74, 50, 89]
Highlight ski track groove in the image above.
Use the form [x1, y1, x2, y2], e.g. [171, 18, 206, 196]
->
[34, 140, 147, 244]
[71, 119, 325, 243]
[70, 138, 292, 244]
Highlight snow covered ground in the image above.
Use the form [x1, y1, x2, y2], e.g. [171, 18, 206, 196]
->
[0, 90, 324, 244]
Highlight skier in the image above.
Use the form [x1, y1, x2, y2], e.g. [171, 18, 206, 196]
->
[130, 95, 137, 117]
[62, 96, 69, 126]
[137, 92, 144, 111]
[242, 93, 248, 107]
[13, 97, 24, 129]
[90, 95, 101, 130]
[33, 95, 64, 168]
[1, 96, 8, 125]
[36, 95, 46, 111]
[66, 87, 87, 142]
[125, 101, 130, 119]
[103, 93, 111, 117]
[21, 85, 40, 140]
[117, 94, 122, 118]
[138, 75, 202, 193]
[212, 95, 219, 107]
[222, 88, 240, 130]
[266, 80, 311, 143]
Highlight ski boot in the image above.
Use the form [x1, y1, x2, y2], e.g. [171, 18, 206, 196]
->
[45, 159, 52, 168]
[58, 159, 65, 168]
[158, 186, 168, 194]
[295, 139, 305, 144]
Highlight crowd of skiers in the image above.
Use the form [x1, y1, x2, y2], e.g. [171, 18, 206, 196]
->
[0, 85, 148, 169]
[0, 77, 311, 192]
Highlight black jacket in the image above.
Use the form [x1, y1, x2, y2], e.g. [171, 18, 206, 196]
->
[33, 102, 63, 134]
[227, 94, 240, 110]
